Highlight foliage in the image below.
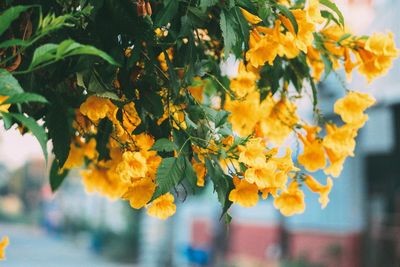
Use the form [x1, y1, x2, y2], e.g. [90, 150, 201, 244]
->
[0, 0, 398, 221]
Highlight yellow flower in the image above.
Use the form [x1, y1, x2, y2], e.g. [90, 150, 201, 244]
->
[188, 77, 204, 103]
[298, 139, 326, 172]
[298, 125, 326, 172]
[260, 171, 288, 198]
[192, 160, 206, 187]
[322, 123, 357, 159]
[240, 8, 263, 24]
[246, 33, 279, 67]
[304, 175, 333, 209]
[229, 176, 259, 207]
[245, 161, 277, 188]
[63, 142, 85, 169]
[122, 178, 156, 209]
[306, 45, 325, 81]
[307, 0, 324, 24]
[229, 62, 257, 98]
[357, 31, 399, 83]
[334, 91, 376, 124]
[281, 10, 315, 53]
[80, 95, 113, 122]
[0, 96, 11, 115]
[274, 180, 305, 216]
[147, 193, 176, 219]
[238, 138, 266, 167]
[0, 236, 9, 260]
[323, 147, 346, 178]
[116, 151, 148, 181]
[270, 147, 300, 174]
[225, 91, 262, 136]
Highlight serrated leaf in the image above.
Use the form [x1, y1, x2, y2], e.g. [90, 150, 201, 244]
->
[205, 158, 234, 219]
[46, 103, 72, 168]
[220, 10, 237, 57]
[2, 93, 48, 105]
[199, 0, 219, 8]
[319, 0, 344, 27]
[184, 157, 197, 192]
[150, 138, 178, 152]
[275, 4, 298, 35]
[49, 159, 69, 192]
[215, 110, 230, 128]
[0, 5, 34, 37]
[0, 69, 24, 95]
[7, 113, 48, 163]
[154, 156, 185, 199]
[155, 0, 179, 27]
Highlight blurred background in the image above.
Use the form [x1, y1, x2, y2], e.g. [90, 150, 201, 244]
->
[1, 0, 400, 266]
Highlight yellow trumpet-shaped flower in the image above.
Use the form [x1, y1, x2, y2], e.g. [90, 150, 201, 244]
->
[122, 177, 156, 209]
[192, 159, 206, 187]
[304, 175, 333, 209]
[229, 176, 259, 207]
[80, 95, 113, 122]
[245, 161, 277, 188]
[240, 8, 263, 24]
[238, 138, 267, 167]
[334, 91, 376, 125]
[147, 193, 176, 220]
[274, 180, 305, 216]
[307, 0, 324, 24]
[0, 236, 9, 260]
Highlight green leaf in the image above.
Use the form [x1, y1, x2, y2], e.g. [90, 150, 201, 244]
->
[7, 113, 48, 163]
[233, 7, 250, 51]
[0, 69, 24, 95]
[95, 118, 113, 161]
[184, 156, 197, 192]
[320, 53, 332, 79]
[337, 33, 352, 43]
[153, 156, 185, 199]
[275, 4, 298, 35]
[49, 159, 69, 192]
[215, 110, 230, 128]
[65, 42, 120, 66]
[46, 103, 72, 168]
[1, 112, 13, 130]
[2, 93, 48, 105]
[0, 5, 34, 37]
[220, 9, 237, 57]
[320, 10, 340, 27]
[155, 0, 179, 27]
[29, 43, 59, 69]
[150, 138, 179, 152]
[205, 158, 234, 219]
[0, 39, 30, 49]
[199, 0, 219, 8]
[319, 0, 345, 27]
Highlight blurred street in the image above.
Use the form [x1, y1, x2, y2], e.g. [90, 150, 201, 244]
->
[0, 223, 133, 267]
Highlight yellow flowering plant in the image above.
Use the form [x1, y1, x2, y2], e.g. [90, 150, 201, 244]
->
[0, 0, 398, 228]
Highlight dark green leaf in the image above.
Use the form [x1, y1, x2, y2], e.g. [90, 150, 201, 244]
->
[220, 10, 237, 57]
[7, 113, 48, 163]
[0, 39, 30, 49]
[0, 69, 24, 95]
[320, 53, 332, 79]
[184, 156, 197, 192]
[1, 112, 13, 130]
[46, 104, 72, 168]
[154, 156, 185, 199]
[215, 110, 230, 128]
[95, 118, 113, 161]
[319, 0, 345, 27]
[150, 138, 179, 152]
[2, 93, 47, 105]
[320, 10, 340, 27]
[275, 4, 298, 35]
[155, 0, 179, 27]
[205, 158, 233, 219]
[199, 0, 219, 8]
[0, 5, 34, 37]
[49, 159, 69, 192]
